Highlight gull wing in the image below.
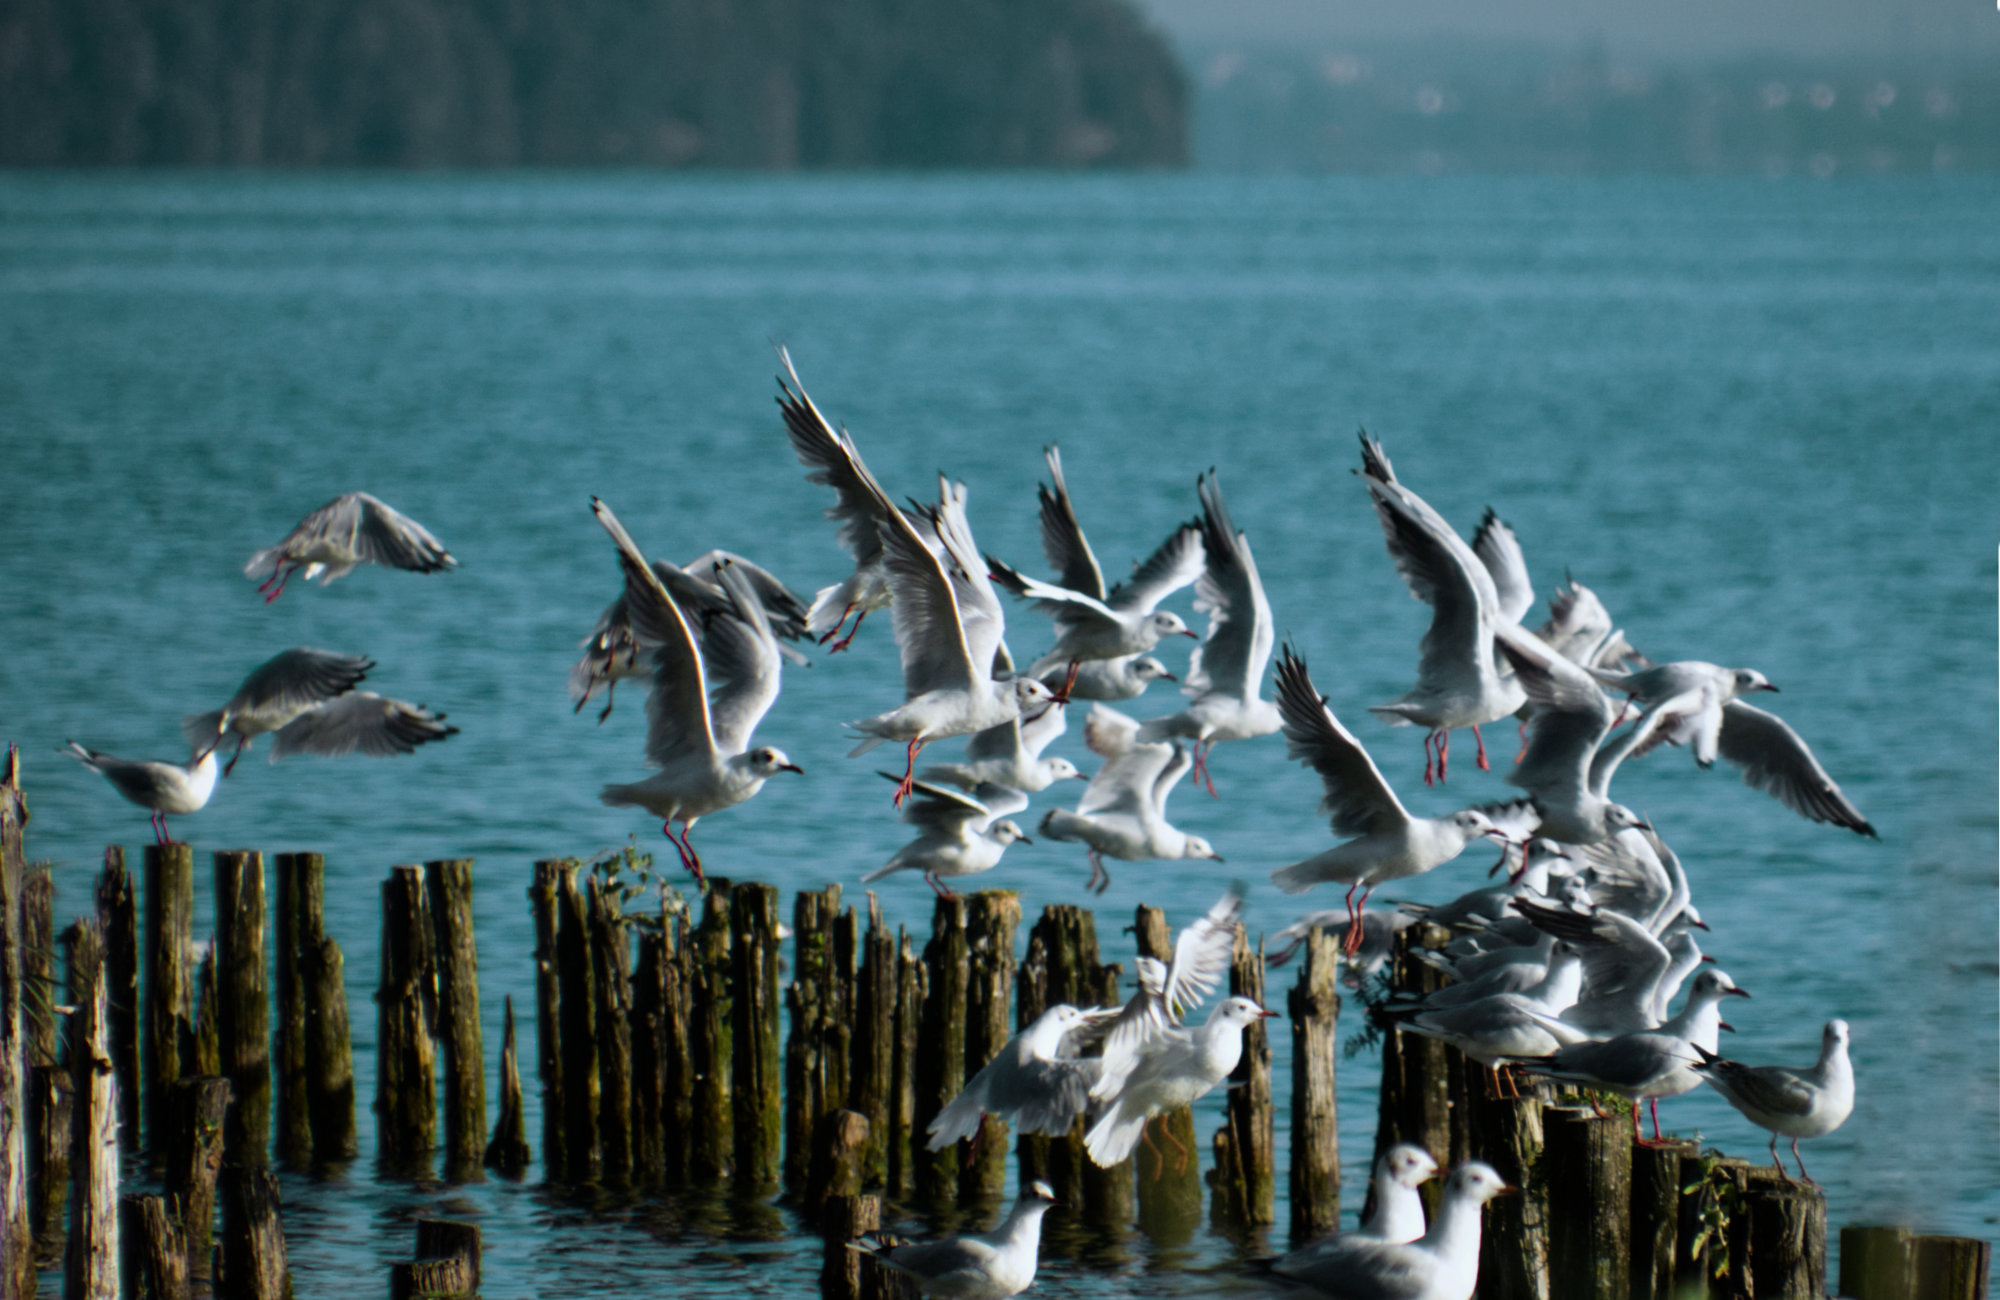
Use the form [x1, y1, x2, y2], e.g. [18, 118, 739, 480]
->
[1105, 521, 1204, 615]
[1361, 439, 1501, 697]
[1160, 885, 1244, 1020]
[66, 744, 186, 804]
[1004, 1055, 1103, 1136]
[889, 776, 1004, 835]
[347, 493, 455, 572]
[1514, 899, 1670, 1026]
[680, 549, 811, 642]
[1037, 445, 1107, 600]
[774, 347, 894, 570]
[877, 490, 980, 700]
[1077, 740, 1175, 820]
[1705, 1059, 1819, 1117]
[701, 560, 785, 755]
[1183, 471, 1273, 700]
[1471, 508, 1534, 626]
[187, 648, 374, 746]
[985, 554, 1122, 627]
[268, 693, 457, 759]
[1275, 645, 1413, 837]
[592, 498, 717, 767]
[1498, 628, 1616, 800]
[1091, 956, 1176, 1099]
[960, 714, 1028, 766]
[1715, 701, 1875, 836]
[1082, 702, 1142, 761]
[929, 478, 1008, 688]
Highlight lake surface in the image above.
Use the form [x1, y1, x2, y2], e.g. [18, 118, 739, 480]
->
[2, 171, 1995, 1294]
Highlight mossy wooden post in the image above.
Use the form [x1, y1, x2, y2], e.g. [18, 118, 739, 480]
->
[0, 748, 29, 1300]
[731, 881, 783, 1193]
[588, 873, 632, 1186]
[849, 893, 896, 1190]
[273, 852, 315, 1166]
[1630, 1139, 1699, 1300]
[1911, 1234, 1990, 1300]
[165, 1076, 230, 1284]
[1083, 956, 1134, 1235]
[1372, 922, 1453, 1218]
[887, 928, 924, 1198]
[1132, 905, 1201, 1243]
[824, 1194, 914, 1300]
[143, 840, 196, 1168]
[414, 1219, 482, 1293]
[1839, 1225, 1911, 1300]
[959, 890, 1019, 1206]
[220, 1166, 289, 1300]
[484, 996, 531, 1177]
[804, 1109, 871, 1225]
[65, 918, 119, 1300]
[1463, 1054, 1550, 1300]
[1544, 1105, 1632, 1300]
[24, 866, 67, 1260]
[529, 860, 566, 1178]
[1721, 1164, 1824, 1299]
[784, 884, 845, 1192]
[555, 862, 599, 1184]
[912, 894, 970, 1211]
[96, 849, 139, 1156]
[127, 1194, 188, 1300]
[689, 879, 734, 1182]
[629, 924, 668, 1186]
[214, 849, 271, 1169]
[1676, 1155, 1751, 1293]
[302, 928, 356, 1163]
[426, 858, 486, 1183]
[646, 893, 696, 1183]
[190, 948, 219, 1079]
[1287, 925, 1342, 1244]
[376, 864, 437, 1175]
[1211, 927, 1275, 1232]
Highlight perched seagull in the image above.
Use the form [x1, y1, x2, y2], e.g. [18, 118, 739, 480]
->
[570, 550, 810, 722]
[774, 346, 900, 651]
[1357, 434, 1525, 784]
[862, 776, 1033, 897]
[1137, 470, 1282, 795]
[1693, 1019, 1854, 1185]
[986, 446, 1203, 680]
[1038, 704, 1223, 894]
[1493, 628, 1659, 846]
[849, 1181, 1059, 1299]
[1040, 654, 1176, 702]
[1356, 1144, 1442, 1243]
[1510, 897, 1710, 1037]
[846, 475, 1058, 805]
[246, 492, 454, 603]
[1508, 968, 1751, 1144]
[180, 648, 373, 774]
[1269, 1162, 1518, 1300]
[66, 740, 219, 845]
[927, 1004, 1118, 1150]
[1267, 645, 1508, 954]
[922, 646, 1082, 793]
[1387, 958, 1592, 1094]
[591, 498, 802, 882]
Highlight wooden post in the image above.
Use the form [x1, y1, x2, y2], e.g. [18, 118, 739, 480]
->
[1730, 1167, 1826, 1299]
[376, 864, 436, 1174]
[1839, 1225, 1912, 1300]
[414, 1219, 482, 1292]
[220, 1167, 289, 1300]
[959, 891, 1019, 1206]
[164, 1076, 230, 1284]
[1630, 1139, 1699, 1300]
[887, 927, 924, 1198]
[64, 919, 119, 1300]
[689, 880, 734, 1183]
[912, 894, 969, 1210]
[1544, 1105, 1632, 1300]
[190, 947, 219, 1079]
[1015, 905, 1111, 1224]
[528, 860, 566, 1178]
[389, 1257, 474, 1300]
[1911, 1234, 1990, 1300]
[126, 1194, 188, 1300]
[588, 873, 633, 1186]
[1287, 925, 1342, 1243]
[24, 866, 66, 1260]
[1082, 956, 1134, 1237]
[1211, 927, 1274, 1231]
[731, 881, 783, 1193]
[555, 862, 599, 1184]
[273, 852, 315, 1166]
[1676, 1154, 1752, 1294]
[485, 996, 531, 1176]
[143, 841, 196, 1169]
[822, 1194, 920, 1300]
[849, 894, 895, 1191]
[804, 1109, 871, 1225]
[214, 849, 271, 1169]
[784, 884, 847, 1193]
[425, 858, 486, 1183]
[96, 850, 139, 1157]
[1372, 922, 1454, 1218]
[1132, 905, 1201, 1244]
[629, 894, 693, 1185]
[0, 746, 28, 1300]
[1462, 1056, 1550, 1300]
[302, 924, 356, 1164]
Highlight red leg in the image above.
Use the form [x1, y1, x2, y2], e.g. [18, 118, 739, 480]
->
[1196, 739, 1218, 798]
[826, 607, 868, 654]
[1163, 1116, 1191, 1175]
[260, 561, 297, 604]
[1344, 885, 1373, 956]
[1086, 850, 1108, 895]
[1437, 729, 1450, 783]
[1791, 1139, 1816, 1186]
[1052, 660, 1081, 704]
[926, 872, 956, 899]
[1515, 719, 1530, 764]
[1649, 1096, 1663, 1143]
[1422, 731, 1437, 787]
[1473, 724, 1490, 772]
[892, 739, 924, 806]
[817, 601, 858, 647]
[596, 680, 617, 724]
[223, 735, 247, 778]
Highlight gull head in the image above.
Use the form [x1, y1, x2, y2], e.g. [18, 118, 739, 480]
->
[1825, 1019, 1851, 1049]
[991, 819, 1032, 847]
[1043, 757, 1085, 782]
[1690, 968, 1751, 1002]
[1131, 656, 1176, 684]
[1148, 611, 1199, 640]
[744, 747, 805, 777]
[1381, 1142, 1440, 1190]
[1014, 676, 1062, 718]
[1181, 835, 1224, 862]
[1731, 668, 1779, 695]
[1022, 1180, 1060, 1206]
[1451, 809, 1505, 841]
[1605, 804, 1650, 833]
[1210, 996, 1278, 1028]
[1446, 1161, 1518, 1205]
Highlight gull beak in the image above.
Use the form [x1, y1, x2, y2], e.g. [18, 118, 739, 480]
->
[1496, 1184, 1522, 1198]
[1160, 670, 1178, 682]
[1631, 821, 1653, 832]
[1016, 834, 1034, 846]
[1180, 629, 1200, 639]
[1691, 917, 1710, 931]
[1760, 683, 1781, 693]
[780, 763, 806, 775]
[1699, 954, 1716, 963]
[1256, 1009, 1279, 1019]
[1727, 986, 1752, 998]
[1720, 1021, 1737, 1033]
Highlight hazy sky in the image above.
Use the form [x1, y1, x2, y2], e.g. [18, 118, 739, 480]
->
[1131, 0, 1995, 59]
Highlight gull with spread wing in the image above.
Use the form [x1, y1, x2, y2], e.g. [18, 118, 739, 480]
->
[921, 646, 1082, 793]
[1039, 704, 1223, 894]
[246, 492, 455, 603]
[1493, 627, 1660, 846]
[592, 498, 802, 882]
[861, 776, 1033, 897]
[182, 647, 455, 774]
[927, 1003, 1119, 1151]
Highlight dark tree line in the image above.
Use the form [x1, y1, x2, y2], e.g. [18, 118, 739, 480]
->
[0, 0, 1186, 166]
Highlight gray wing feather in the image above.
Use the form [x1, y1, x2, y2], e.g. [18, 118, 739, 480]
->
[1715, 701, 1874, 836]
[1275, 646, 1410, 836]
[351, 493, 455, 572]
[1184, 471, 1273, 699]
[268, 693, 457, 759]
[1037, 445, 1108, 600]
[1472, 508, 1533, 625]
[1106, 522, 1204, 615]
[775, 348, 892, 569]
[702, 561, 785, 754]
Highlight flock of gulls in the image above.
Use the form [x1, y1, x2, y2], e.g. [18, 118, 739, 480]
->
[60, 349, 1871, 1300]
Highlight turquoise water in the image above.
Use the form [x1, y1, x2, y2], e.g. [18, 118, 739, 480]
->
[2, 172, 1995, 1293]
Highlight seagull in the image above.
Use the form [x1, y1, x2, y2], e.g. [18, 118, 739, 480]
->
[846, 475, 1058, 805]
[1357, 434, 1526, 784]
[570, 550, 810, 722]
[66, 740, 219, 845]
[1493, 627, 1660, 846]
[591, 498, 802, 882]
[927, 1004, 1118, 1150]
[1535, 576, 1636, 672]
[1267, 645, 1508, 954]
[1356, 1144, 1442, 1243]
[180, 648, 372, 773]
[1269, 1161, 1517, 1300]
[850, 1181, 1059, 1299]
[1386, 956, 1592, 1094]
[922, 646, 1082, 793]
[985, 445, 1203, 680]
[861, 776, 1033, 897]
[773, 346, 901, 651]
[1267, 908, 1418, 987]
[1692, 1019, 1854, 1185]
[246, 492, 454, 603]
[1510, 897, 1710, 1037]
[1038, 704, 1223, 894]
[1137, 470, 1282, 795]
[253, 692, 458, 761]
[1707, 700, 1875, 837]
[1039, 654, 1176, 702]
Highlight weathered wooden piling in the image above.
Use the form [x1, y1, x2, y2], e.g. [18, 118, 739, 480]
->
[24, 865, 66, 1258]
[190, 947, 220, 1079]
[785, 885, 853, 1193]
[1630, 1139, 1700, 1300]
[554, 861, 600, 1183]
[1909, 1232, 1990, 1300]
[1371, 922, 1455, 1205]
[732, 881, 784, 1192]
[911, 894, 970, 1210]
[690, 879, 735, 1182]
[1544, 1105, 1632, 1300]
[804, 1109, 872, 1224]
[485, 995, 531, 1177]
[1461, 1055, 1550, 1300]
[959, 891, 1019, 1205]
[273, 852, 314, 1165]
[164, 1076, 230, 1284]
[589, 872, 633, 1185]
[1705, 1163, 1825, 1299]
[65, 918, 119, 1300]
[849, 894, 896, 1189]
[529, 860, 567, 1177]
[821, 1193, 920, 1300]
[427, 858, 487, 1182]
[214, 849, 271, 1168]
[143, 840, 196, 1166]
[390, 1218, 481, 1299]
[1840, 1224, 1991, 1300]
[220, 1167, 290, 1300]
[415, 1218, 483, 1290]
[0, 746, 28, 1300]
[887, 927, 924, 1198]
[302, 928, 356, 1164]
[1211, 926, 1275, 1231]
[1284, 925, 1343, 1243]
[629, 894, 694, 1185]
[1132, 905, 1201, 1244]
[97, 850, 140, 1157]
[126, 1193, 188, 1300]
[376, 863, 437, 1173]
